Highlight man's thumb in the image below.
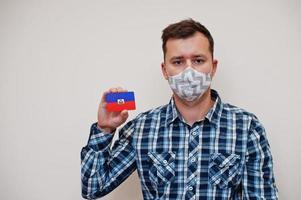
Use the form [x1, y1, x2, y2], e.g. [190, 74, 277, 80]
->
[120, 110, 129, 119]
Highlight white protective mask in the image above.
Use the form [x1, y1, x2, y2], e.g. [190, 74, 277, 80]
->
[167, 66, 212, 102]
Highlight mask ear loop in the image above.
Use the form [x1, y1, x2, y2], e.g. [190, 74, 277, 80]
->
[163, 64, 171, 79]
[165, 67, 172, 80]
[207, 68, 212, 79]
[208, 67, 214, 79]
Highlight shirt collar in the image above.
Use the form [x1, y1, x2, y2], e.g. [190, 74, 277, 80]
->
[166, 89, 223, 128]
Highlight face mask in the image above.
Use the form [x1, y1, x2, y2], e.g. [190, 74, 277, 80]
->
[167, 67, 212, 102]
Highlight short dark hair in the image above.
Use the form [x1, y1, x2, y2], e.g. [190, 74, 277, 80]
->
[161, 18, 214, 60]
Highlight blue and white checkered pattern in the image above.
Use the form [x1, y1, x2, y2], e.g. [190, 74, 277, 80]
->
[81, 89, 278, 199]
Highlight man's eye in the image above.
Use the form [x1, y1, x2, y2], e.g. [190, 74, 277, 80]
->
[193, 59, 204, 64]
[173, 60, 183, 65]
[193, 59, 205, 64]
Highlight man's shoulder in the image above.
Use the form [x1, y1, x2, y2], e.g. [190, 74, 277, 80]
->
[221, 102, 266, 134]
[221, 102, 258, 121]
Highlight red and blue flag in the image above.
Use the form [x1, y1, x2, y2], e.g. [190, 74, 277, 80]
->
[105, 91, 136, 112]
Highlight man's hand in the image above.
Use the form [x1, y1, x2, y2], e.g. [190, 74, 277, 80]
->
[97, 87, 129, 133]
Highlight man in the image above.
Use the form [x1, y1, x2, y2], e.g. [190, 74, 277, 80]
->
[81, 18, 278, 199]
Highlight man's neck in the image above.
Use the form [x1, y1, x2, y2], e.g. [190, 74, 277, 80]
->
[173, 89, 214, 126]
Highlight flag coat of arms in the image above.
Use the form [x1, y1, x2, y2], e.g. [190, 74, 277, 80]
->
[105, 91, 136, 111]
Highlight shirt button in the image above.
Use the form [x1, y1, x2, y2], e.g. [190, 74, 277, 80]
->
[188, 186, 193, 191]
[192, 131, 197, 136]
[191, 157, 196, 162]
[163, 160, 168, 164]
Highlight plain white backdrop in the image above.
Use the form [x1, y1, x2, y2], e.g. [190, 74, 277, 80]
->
[1, 0, 300, 199]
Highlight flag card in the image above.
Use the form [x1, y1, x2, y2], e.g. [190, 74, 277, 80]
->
[105, 91, 136, 111]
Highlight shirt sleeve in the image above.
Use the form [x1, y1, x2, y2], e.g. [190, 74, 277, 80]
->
[242, 116, 279, 199]
[80, 119, 137, 199]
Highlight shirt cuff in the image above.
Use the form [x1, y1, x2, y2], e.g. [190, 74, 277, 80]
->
[86, 122, 115, 151]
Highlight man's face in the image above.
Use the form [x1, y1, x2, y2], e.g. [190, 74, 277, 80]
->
[161, 32, 218, 80]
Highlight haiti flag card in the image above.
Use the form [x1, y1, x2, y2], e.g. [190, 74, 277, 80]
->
[105, 91, 136, 112]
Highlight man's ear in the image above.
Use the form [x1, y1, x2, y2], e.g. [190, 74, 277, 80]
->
[211, 59, 218, 78]
[161, 62, 169, 80]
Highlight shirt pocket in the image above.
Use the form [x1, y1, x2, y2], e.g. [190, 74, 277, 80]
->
[209, 152, 241, 189]
[147, 151, 176, 186]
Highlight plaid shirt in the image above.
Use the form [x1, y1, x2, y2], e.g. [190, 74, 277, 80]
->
[81, 89, 278, 200]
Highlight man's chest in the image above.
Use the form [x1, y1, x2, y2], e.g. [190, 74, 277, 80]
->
[133, 121, 248, 195]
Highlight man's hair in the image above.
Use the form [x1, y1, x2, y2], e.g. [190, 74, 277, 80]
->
[161, 18, 214, 60]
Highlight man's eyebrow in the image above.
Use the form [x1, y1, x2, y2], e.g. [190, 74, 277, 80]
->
[170, 54, 207, 60]
[170, 56, 184, 60]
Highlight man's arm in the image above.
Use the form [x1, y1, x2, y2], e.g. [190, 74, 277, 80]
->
[80, 120, 137, 199]
[242, 116, 279, 199]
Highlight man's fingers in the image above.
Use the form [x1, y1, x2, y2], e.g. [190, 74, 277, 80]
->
[101, 88, 118, 102]
[116, 87, 127, 93]
[116, 87, 122, 92]
[110, 88, 117, 93]
[100, 90, 110, 102]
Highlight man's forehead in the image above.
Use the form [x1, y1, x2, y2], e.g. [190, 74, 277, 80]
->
[165, 32, 210, 57]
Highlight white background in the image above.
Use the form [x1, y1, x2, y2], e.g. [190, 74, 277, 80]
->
[1, 0, 300, 199]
